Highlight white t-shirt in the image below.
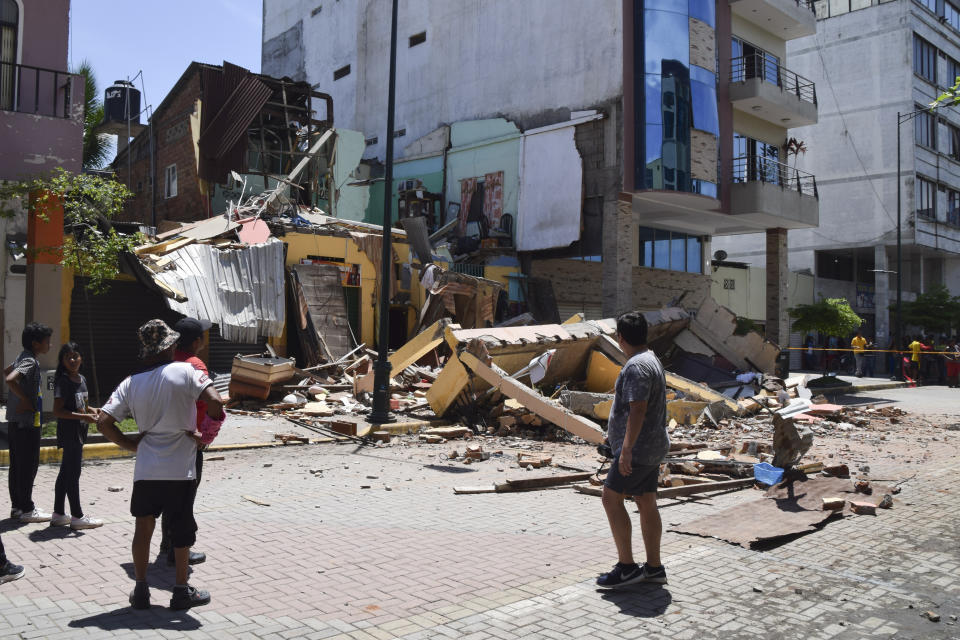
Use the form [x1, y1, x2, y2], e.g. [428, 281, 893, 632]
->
[102, 362, 212, 482]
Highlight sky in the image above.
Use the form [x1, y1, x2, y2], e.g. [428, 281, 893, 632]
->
[68, 0, 263, 161]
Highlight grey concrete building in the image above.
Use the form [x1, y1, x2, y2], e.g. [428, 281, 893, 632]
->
[262, 0, 821, 336]
[716, 0, 960, 349]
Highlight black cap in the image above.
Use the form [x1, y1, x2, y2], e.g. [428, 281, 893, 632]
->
[173, 317, 212, 347]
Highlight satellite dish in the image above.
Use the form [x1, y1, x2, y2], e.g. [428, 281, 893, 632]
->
[713, 250, 728, 262]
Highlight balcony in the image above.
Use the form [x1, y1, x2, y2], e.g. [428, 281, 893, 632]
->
[729, 0, 817, 40]
[730, 54, 818, 127]
[0, 62, 77, 119]
[725, 155, 819, 232]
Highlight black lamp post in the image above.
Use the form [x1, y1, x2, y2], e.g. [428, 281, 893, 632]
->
[369, 0, 399, 425]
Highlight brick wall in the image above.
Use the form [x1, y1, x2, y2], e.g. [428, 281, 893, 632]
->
[531, 258, 711, 316]
[114, 71, 208, 227]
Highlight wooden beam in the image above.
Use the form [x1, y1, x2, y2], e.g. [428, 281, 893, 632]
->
[573, 477, 755, 499]
[498, 472, 595, 491]
[425, 352, 471, 416]
[355, 319, 455, 394]
[458, 351, 605, 444]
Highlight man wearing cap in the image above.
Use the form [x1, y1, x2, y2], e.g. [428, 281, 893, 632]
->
[98, 319, 225, 611]
[158, 317, 213, 567]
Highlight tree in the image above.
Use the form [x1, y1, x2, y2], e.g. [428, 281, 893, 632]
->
[789, 298, 862, 374]
[0, 168, 137, 292]
[75, 60, 111, 170]
[896, 285, 960, 335]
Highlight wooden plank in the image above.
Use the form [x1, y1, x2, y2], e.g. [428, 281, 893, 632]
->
[458, 351, 605, 444]
[453, 485, 498, 494]
[501, 472, 594, 490]
[355, 319, 452, 394]
[574, 477, 754, 498]
[425, 354, 472, 416]
[664, 371, 741, 415]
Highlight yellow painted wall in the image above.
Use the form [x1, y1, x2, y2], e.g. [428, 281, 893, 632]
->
[282, 230, 426, 347]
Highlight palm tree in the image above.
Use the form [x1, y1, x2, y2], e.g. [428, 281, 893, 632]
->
[75, 60, 111, 170]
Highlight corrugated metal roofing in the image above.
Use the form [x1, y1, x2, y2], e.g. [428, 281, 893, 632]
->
[154, 238, 285, 343]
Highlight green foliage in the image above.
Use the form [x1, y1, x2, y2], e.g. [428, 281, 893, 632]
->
[932, 76, 960, 109]
[41, 417, 137, 438]
[789, 297, 862, 338]
[0, 168, 138, 293]
[734, 316, 759, 336]
[75, 60, 111, 170]
[895, 285, 960, 334]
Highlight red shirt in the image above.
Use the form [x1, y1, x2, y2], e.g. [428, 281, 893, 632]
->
[175, 349, 208, 429]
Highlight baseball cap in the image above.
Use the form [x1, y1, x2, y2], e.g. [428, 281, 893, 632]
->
[138, 319, 180, 359]
[173, 317, 213, 346]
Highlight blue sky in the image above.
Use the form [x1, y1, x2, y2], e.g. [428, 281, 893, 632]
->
[68, 0, 263, 160]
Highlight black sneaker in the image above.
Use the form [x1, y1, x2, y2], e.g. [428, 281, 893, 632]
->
[596, 562, 643, 588]
[0, 561, 25, 584]
[637, 562, 668, 584]
[170, 585, 211, 610]
[129, 582, 150, 609]
[166, 550, 207, 566]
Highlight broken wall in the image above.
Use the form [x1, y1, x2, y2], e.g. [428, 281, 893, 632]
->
[531, 258, 711, 319]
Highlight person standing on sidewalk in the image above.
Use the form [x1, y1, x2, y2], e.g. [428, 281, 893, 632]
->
[49, 342, 103, 531]
[596, 311, 669, 588]
[98, 319, 224, 611]
[158, 317, 213, 567]
[5, 322, 52, 523]
[851, 330, 868, 377]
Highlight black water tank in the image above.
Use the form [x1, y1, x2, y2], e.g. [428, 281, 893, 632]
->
[103, 80, 141, 126]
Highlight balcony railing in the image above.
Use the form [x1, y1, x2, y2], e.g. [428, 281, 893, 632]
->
[730, 53, 817, 106]
[731, 155, 818, 198]
[0, 62, 76, 118]
[796, 0, 817, 12]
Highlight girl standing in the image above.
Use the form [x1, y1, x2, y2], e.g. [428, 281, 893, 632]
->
[50, 343, 103, 530]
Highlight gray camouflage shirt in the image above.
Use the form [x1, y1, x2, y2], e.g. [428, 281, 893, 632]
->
[606, 350, 669, 466]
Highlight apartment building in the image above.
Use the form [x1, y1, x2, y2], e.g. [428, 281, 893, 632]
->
[261, 0, 820, 343]
[717, 0, 960, 348]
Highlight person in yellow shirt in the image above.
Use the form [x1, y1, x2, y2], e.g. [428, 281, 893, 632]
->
[851, 331, 868, 377]
[907, 336, 927, 385]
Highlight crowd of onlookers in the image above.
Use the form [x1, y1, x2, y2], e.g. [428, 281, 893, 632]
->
[801, 331, 960, 385]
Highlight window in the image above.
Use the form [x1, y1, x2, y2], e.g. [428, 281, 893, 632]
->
[914, 35, 936, 84]
[915, 0, 937, 13]
[333, 64, 350, 81]
[915, 176, 936, 220]
[816, 251, 854, 281]
[946, 1, 960, 30]
[733, 133, 781, 184]
[915, 108, 936, 149]
[408, 31, 426, 47]
[731, 37, 780, 86]
[946, 122, 960, 160]
[0, 0, 19, 111]
[164, 164, 177, 199]
[638, 226, 703, 273]
[948, 57, 960, 89]
[948, 189, 960, 226]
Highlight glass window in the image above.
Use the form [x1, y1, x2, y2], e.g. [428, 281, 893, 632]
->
[688, 0, 715, 27]
[947, 57, 960, 88]
[691, 78, 719, 135]
[637, 226, 702, 273]
[914, 35, 936, 84]
[654, 229, 670, 268]
[644, 9, 689, 74]
[915, 0, 937, 13]
[947, 2, 960, 31]
[947, 122, 960, 161]
[915, 176, 936, 220]
[914, 108, 936, 149]
[645, 74, 662, 124]
[686, 236, 702, 273]
[948, 189, 960, 226]
[0, 0, 18, 111]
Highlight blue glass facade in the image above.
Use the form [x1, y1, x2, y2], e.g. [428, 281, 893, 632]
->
[635, 0, 719, 197]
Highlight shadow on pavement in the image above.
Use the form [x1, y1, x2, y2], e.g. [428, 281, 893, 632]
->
[423, 464, 476, 474]
[0, 518, 28, 534]
[27, 526, 85, 542]
[119, 561, 192, 583]
[598, 583, 672, 617]
[69, 606, 202, 632]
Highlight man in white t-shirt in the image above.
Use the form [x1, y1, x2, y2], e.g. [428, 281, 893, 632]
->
[98, 319, 224, 611]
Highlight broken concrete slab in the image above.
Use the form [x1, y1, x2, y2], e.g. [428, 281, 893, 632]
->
[559, 391, 614, 420]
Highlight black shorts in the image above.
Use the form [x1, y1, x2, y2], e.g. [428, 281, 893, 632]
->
[604, 459, 659, 496]
[130, 480, 198, 548]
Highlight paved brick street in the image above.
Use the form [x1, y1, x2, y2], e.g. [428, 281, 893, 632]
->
[1, 399, 959, 640]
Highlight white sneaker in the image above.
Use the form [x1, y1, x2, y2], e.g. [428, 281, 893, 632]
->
[50, 513, 71, 527]
[20, 509, 52, 523]
[70, 515, 103, 530]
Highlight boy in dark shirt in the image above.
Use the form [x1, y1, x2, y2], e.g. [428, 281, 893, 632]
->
[5, 322, 52, 523]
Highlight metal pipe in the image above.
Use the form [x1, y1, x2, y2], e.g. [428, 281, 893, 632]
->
[369, 0, 400, 425]
[896, 111, 903, 381]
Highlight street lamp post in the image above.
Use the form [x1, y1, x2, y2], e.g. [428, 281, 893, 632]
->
[369, 0, 400, 425]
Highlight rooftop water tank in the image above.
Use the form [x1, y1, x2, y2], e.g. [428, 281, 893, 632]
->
[97, 80, 145, 136]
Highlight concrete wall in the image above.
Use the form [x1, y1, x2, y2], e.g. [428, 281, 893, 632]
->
[710, 264, 815, 322]
[262, 0, 623, 163]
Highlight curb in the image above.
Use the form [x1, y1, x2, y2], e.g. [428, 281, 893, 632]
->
[0, 439, 310, 466]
